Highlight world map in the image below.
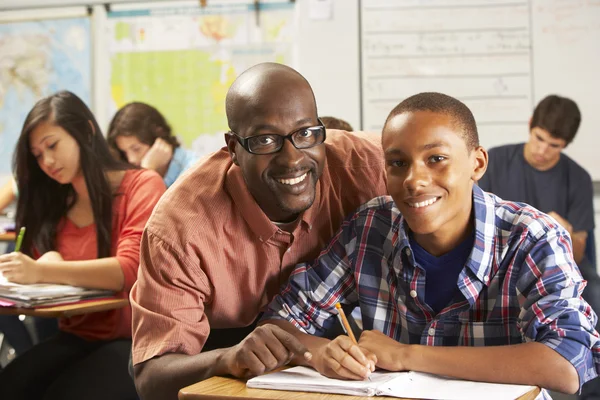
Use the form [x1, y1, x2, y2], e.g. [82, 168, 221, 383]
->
[0, 18, 91, 174]
[108, 2, 296, 156]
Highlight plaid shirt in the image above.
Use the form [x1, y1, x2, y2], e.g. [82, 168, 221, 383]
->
[264, 185, 600, 391]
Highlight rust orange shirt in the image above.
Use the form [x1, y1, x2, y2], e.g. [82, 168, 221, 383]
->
[131, 130, 387, 364]
[57, 169, 165, 340]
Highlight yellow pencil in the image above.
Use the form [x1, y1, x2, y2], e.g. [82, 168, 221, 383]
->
[335, 303, 372, 381]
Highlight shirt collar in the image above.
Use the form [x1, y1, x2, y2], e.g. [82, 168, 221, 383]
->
[395, 185, 495, 286]
[466, 184, 495, 286]
[225, 165, 321, 242]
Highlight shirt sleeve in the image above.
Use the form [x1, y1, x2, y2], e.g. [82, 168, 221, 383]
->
[567, 169, 595, 233]
[131, 228, 212, 365]
[115, 171, 166, 293]
[262, 213, 360, 336]
[517, 222, 600, 391]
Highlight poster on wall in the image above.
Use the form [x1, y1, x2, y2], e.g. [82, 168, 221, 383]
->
[107, 1, 298, 156]
[0, 17, 92, 175]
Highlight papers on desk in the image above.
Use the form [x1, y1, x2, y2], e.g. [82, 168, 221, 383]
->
[247, 366, 536, 400]
[0, 276, 114, 308]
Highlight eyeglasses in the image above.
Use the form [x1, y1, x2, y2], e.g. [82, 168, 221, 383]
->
[228, 121, 326, 155]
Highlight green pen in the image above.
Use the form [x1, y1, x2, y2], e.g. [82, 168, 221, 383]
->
[14, 227, 26, 253]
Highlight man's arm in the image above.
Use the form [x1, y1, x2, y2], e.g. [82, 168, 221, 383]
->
[134, 350, 227, 400]
[564, 169, 595, 264]
[572, 231, 588, 265]
[134, 325, 311, 400]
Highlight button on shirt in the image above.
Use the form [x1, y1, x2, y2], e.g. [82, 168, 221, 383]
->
[264, 185, 600, 390]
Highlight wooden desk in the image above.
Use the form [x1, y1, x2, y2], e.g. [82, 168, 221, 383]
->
[0, 298, 129, 318]
[178, 374, 541, 400]
[0, 232, 15, 242]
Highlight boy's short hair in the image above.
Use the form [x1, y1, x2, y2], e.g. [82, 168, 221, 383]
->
[530, 95, 581, 145]
[383, 92, 479, 151]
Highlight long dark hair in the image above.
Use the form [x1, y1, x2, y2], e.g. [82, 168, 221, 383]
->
[13, 91, 130, 258]
[107, 102, 180, 162]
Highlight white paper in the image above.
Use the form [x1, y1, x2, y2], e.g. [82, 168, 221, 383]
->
[247, 366, 536, 399]
[248, 365, 403, 396]
[381, 371, 536, 400]
[309, 0, 333, 20]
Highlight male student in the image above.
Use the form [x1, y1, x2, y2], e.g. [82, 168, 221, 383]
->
[130, 63, 387, 400]
[477, 95, 599, 399]
[262, 92, 600, 395]
[478, 95, 594, 266]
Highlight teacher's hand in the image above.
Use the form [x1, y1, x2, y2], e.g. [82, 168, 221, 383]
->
[220, 324, 312, 378]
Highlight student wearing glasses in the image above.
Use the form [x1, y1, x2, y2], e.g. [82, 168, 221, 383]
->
[130, 63, 388, 400]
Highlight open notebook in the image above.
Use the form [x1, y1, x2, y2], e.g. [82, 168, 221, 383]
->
[0, 275, 114, 308]
[247, 366, 536, 400]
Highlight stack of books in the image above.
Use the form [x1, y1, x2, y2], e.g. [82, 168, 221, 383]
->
[0, 277, 114, 308]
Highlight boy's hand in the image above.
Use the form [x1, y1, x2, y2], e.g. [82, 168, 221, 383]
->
[358, 330, 407, 371]
[311, 335, 376, 380]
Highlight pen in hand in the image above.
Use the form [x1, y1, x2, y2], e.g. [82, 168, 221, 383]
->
[335, 303, 373, 381]
[14, 226, 26, 253]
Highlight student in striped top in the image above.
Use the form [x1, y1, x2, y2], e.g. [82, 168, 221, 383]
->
[262, 92, 600, 397]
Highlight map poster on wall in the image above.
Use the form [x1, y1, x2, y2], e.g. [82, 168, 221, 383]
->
[107, 1, 298, 156]
[0, 17, 92, 174]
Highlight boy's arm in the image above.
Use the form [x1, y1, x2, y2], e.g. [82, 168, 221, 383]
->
[358, 330, 579, 394]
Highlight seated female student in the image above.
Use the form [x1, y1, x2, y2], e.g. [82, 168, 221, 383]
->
[107, 102, 198, 187]
[0, 91, 166, 400]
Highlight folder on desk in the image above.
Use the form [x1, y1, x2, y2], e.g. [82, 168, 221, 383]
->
[247, 366, 536, 400]
[0, 277, 114, 308]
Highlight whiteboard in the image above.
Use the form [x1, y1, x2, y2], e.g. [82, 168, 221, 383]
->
[360, 0, 600, 180]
